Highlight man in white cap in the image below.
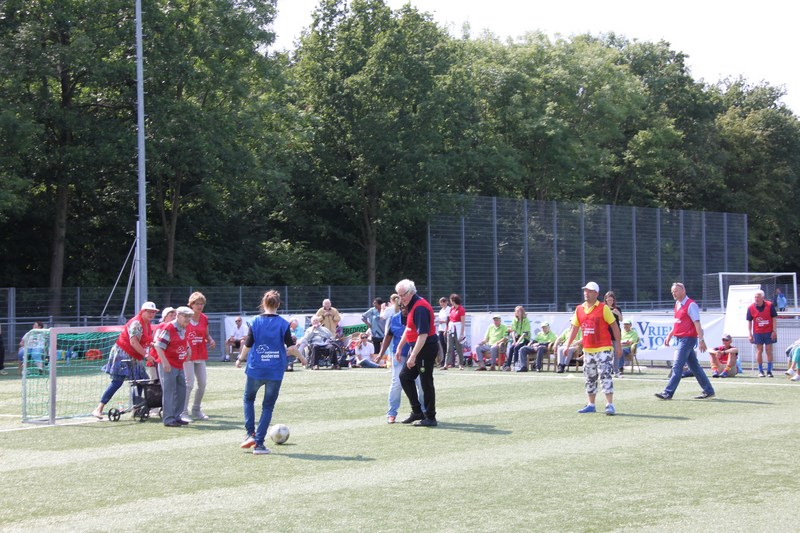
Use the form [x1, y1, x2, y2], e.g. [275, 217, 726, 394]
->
[566, 282, 621, 415]
[154, 306, 194, 427]
[474, 314, 507, 370]
[519, 322, 557, 372]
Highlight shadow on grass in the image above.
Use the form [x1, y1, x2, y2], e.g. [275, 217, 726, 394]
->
[706, 398, 774, 405]
[281, 450, 376, 462]
[434, 422, 512, 435]
[613, 413, 690, 420]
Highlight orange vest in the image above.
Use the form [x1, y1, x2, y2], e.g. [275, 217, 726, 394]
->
[576, 302, 612, 350]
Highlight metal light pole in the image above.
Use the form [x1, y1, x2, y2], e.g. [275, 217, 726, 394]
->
[134, 0, 148, 310]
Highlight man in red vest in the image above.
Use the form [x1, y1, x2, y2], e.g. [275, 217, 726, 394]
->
[747, 289, 778, 377]
[396, 279, 440, 427]
[566, 282, 621, 416]
[655, 282, 715, 400]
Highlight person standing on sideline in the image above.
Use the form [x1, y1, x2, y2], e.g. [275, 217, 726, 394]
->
[315, 299, 341, 336]
[566, 282, 621, 415]
[655, 282, 716, 400]
[154, 306, 194, 427]
[604, 291, 623, 376]
[184, 292, 215, 421]
[92, 302, 158, 419]
[747, 289, 778, 377]
[443, 293, 466, 369]
[236, 290, 301, 455]
[397, 279, 440, 427]
[773, 288, 788, 312]
[361, 298, 386, 355]
[435, 297, 450, 364]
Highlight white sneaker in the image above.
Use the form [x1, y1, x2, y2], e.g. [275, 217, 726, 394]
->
[791, 374, 800, 382]
[191, 409, 209, 420]
[180, 411, 193, 423]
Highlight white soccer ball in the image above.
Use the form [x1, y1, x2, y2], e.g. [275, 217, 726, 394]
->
[268, 423, 290, 444]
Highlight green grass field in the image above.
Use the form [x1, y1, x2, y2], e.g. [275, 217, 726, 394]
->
[0, 364, 797, 532]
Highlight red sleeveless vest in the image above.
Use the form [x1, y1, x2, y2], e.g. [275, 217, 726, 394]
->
[115, 313, 153, 361]
[576, 302, 612, 350]
[673, 298, 698, 338]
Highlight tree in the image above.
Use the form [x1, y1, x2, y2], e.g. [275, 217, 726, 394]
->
[291, 0, 463, 287]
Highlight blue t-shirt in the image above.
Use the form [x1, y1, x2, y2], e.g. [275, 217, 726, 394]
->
[389, 312, 410, 357]
[244, 314, 292, 381]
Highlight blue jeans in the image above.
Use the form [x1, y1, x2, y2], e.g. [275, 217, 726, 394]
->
[244, 377, 283, 446]
[388, 353, 424, 417]
[664, 337, 714, 397]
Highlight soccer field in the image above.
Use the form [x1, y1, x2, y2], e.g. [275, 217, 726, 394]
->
[0, 365, 797, 532]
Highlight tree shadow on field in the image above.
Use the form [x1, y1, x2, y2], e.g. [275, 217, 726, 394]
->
[434, 422, 511, 435]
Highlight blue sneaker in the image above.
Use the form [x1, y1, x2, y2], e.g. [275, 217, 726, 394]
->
[605, 404, 616, 416]
[253, 444, 271, 455]
[719, 371, 729, 378]
[577, 404, 596, 414]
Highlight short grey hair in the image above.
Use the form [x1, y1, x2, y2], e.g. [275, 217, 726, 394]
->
[755, 289, 765, 297]
[395, 279, 417, 296]
[310, 316, 321, 325]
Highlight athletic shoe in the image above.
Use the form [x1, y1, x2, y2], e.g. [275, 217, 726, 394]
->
[253, 444, 271, 455]
[785, 370, 794, 376]
[180, 412, 193, 423]
[767, 371, 774, 378]
[719, 371, 729, 378]
[176, 418, 190, 425]
[694, 391, 715, 399]
[758, 371, 766, 378]
[577, 404, 596, 414]
[711, 371, 720, 378]
[414, 418, 438, 427]
[401, 412, 424, 424]
[240, 434, 256, 449]
[681, 370, 694, 378]
[191, 409, 209, 420]
[654, 392, 672, 400]
[605, 404, 616, 416]
[791, 374, 800, 382]
[614, 371, 621, 378]
[387, 416, 396, 424]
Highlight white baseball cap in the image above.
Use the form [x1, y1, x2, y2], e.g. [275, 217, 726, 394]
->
[140, 301, 159, 312]
[175, 306, 194, 316]
[582, 282, 600, 293]
[161, 306, 176, 319]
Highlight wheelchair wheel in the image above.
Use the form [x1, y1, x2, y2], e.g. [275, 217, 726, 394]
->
[108, 408, 121, 422]
[158, 408, 163, 419]
[139, 409, 150, 422]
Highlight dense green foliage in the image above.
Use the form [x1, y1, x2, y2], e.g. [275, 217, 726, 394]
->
[1, 0, 798, 289]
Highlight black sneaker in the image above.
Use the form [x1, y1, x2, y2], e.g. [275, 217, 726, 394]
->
[401, 413, 424, 424]
[766, 371, 774, 378]
[694, 391, 715, 399]
[414, 418, 438, 427]
[654, 392, 672, 400]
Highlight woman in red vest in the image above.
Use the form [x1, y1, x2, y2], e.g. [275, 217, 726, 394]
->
[91, 302, 159, 419]
[154, 306, 194, 427]
[183, 292, 216, 421]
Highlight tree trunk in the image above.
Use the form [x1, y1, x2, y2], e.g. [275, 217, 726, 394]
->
[48, 183, 68, 316]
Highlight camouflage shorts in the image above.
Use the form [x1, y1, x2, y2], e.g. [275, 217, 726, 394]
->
[583, 350, 614, 395]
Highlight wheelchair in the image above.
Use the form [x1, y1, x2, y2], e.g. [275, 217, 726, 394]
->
[309, 342, 346, 369]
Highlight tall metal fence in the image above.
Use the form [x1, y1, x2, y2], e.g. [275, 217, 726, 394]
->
[427, 196, 749, 311]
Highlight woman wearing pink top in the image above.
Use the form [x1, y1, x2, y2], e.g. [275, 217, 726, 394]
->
[183, 292, 215, 421]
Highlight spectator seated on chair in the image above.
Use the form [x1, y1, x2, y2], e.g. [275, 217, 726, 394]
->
[354, 333, 381, 368]
[619, 319, 639, 374]
[225, 316, 248, 362]
[503, 306, 531, 371]
[519, 322, 557, 372]
[303, 316, 338, 369]
[709, 334, 739, 378]
[474, 314, 507, 371]
[553, 325, 582, 373]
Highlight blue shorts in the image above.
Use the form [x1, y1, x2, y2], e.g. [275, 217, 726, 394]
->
[752, 332, 774, 345]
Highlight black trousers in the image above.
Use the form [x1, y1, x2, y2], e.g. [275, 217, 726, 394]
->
[400, 341, 438, 420]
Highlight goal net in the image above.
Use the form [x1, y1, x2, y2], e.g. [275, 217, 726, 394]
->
[702, 272, 798, 311]
[22, 326, 123, 424]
